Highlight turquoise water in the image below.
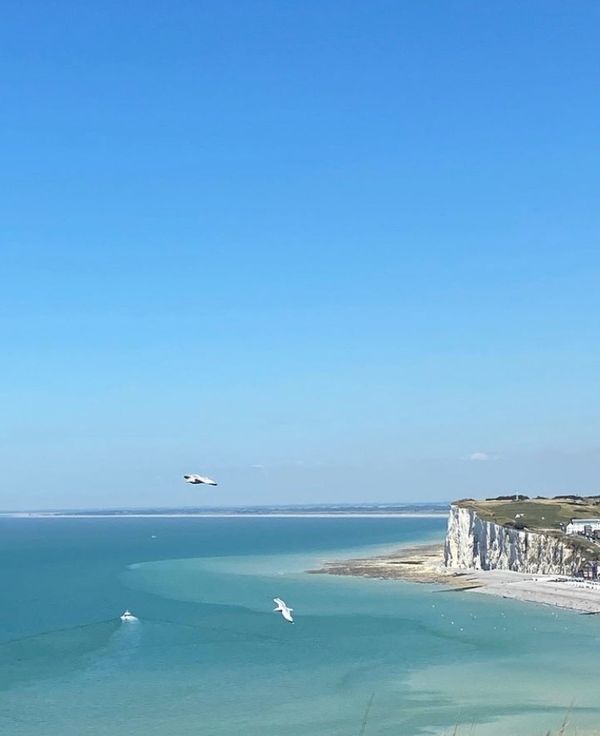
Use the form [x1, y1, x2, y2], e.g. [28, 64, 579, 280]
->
[1, 516, 599, 735]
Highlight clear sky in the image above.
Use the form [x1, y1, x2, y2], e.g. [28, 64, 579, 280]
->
[2, 1, 600, 510]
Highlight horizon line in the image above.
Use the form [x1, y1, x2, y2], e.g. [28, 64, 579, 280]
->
[0, 501, 450, 516]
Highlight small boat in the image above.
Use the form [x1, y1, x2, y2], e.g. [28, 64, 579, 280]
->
[120, 610, 138, 622]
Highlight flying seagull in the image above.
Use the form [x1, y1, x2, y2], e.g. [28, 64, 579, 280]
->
[183, 474, 218, 486]
[273, 597, 294, 623]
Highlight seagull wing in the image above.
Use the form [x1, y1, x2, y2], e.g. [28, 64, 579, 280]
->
[197, 476, 218, 486]
[273, 597, 285, 608]
[184, 474, 218, 485]
[281, 608, 294, 623]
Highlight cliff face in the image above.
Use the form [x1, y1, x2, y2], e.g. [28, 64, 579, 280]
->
[444, 504, 584, 575]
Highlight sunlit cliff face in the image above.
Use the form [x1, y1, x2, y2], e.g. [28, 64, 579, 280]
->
[445, 505, 585, 575]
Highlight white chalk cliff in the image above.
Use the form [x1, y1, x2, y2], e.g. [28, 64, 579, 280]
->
[444, 504, 584, 575]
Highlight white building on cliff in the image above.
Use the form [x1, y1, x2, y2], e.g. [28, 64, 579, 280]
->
[565, 518, 600, 536]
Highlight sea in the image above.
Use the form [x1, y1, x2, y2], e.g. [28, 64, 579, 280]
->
[1, 511, 599, 735]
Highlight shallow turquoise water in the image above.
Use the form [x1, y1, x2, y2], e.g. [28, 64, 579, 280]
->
[1, 516, 599, 735]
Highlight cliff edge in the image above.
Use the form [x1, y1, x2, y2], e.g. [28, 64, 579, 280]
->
[444, 499, 600, 575]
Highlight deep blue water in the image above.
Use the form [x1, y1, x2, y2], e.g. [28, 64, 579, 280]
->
[1, 516, 599, 735]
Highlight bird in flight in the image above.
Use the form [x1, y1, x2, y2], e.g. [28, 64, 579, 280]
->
[183, 474, 218, 486]
[273, 597, 294, 623]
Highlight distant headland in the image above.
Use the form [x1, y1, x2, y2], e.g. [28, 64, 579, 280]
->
[446, 494, 600, 576]
[313, 495, 600, 613]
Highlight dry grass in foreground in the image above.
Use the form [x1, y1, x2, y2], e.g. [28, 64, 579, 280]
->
[358, 697, 577, 736]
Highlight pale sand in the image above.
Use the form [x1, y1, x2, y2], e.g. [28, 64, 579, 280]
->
[310, 543, 600, 613]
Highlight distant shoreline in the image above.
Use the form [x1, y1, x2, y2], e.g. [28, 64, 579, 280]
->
[0, 511, 448, 519]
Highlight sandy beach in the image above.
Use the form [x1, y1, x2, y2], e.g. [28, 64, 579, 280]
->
[310, 542, 600, 613]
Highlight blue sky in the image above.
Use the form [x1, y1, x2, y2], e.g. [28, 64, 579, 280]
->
[2, 1, 600, 509]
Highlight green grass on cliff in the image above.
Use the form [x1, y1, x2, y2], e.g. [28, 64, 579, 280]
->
[455, 498, 600, 531]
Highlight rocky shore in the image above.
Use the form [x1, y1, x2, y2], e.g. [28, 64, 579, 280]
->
[310, 541, 600, 613]
[309, 543, 454, 584]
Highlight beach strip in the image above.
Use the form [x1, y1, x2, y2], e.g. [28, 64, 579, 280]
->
[310, 542, 600, 614]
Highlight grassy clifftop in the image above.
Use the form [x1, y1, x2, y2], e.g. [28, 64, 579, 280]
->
[454, 497, 600, 531]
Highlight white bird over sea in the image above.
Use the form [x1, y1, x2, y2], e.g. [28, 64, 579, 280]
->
[183, 474, 218, 486]
[273, 598, 294, 623]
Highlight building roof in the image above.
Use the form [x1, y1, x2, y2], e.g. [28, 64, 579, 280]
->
[569, 518, 600, 524]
